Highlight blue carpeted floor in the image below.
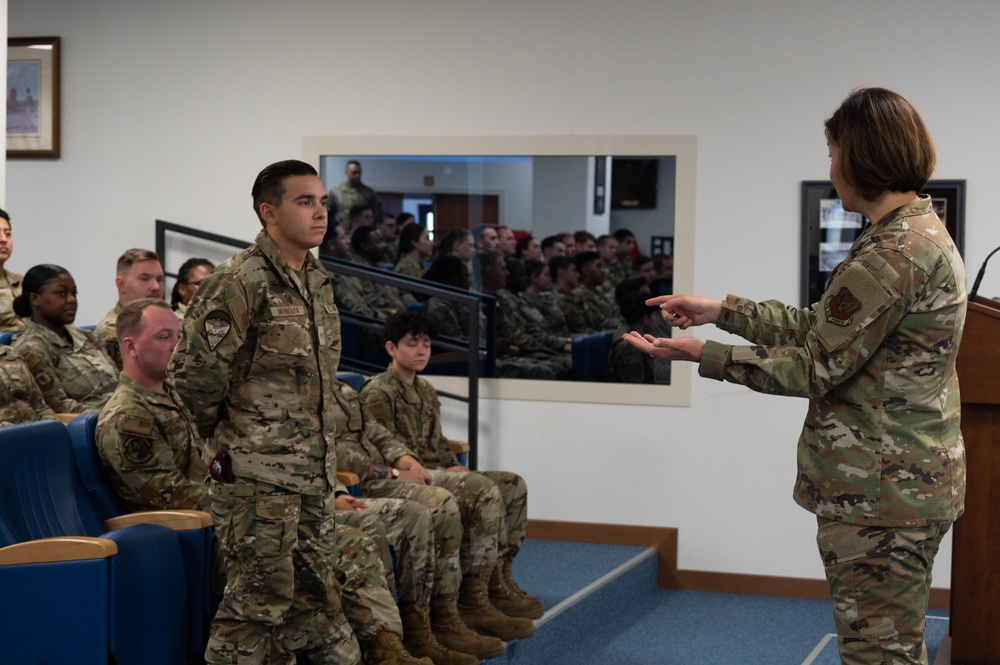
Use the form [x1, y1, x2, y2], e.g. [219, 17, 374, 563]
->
[497, 538, 948, 665]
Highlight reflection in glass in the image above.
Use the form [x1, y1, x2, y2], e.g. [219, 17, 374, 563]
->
[319, 154, 677, 385]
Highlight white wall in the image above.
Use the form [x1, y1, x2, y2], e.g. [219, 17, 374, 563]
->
[10, 0, 1000, 584]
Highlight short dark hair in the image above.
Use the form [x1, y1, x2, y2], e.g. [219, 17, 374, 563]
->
[540, 235, 564, 253]
[12, 264, 71, 318]
[614, 277, 649, 306]
[824, 87, 935, 201]
[523, 259, 546, 280]
[396, 212, 416, 227]
[575, 251, 600, 272]
[351, 226, 377, 254]
[514, 235, 535, 258]
[574, 230, 596, 245]
[397, 223, 427, 255]
[548, 255, 573, 282]
[613, 229, 635, 242]
[117, 298, 172, 345]
[349, 203, 373, 220]
[384, 310, 437, 345]
[632, 255, 653, 272]
[433, 228, 470, 259]
[0, 208, 9, 224]
[252, 160, 318, 226]
[421, 255, 468, 287]
[619, 291, 657, 325]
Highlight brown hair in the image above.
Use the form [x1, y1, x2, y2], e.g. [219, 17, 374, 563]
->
[824, 87, 935, 202]
[116, 297, 172, 344]
[116, 248, 160, 276]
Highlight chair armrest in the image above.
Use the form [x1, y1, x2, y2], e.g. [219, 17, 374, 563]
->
[105, 510, 212, 532]
[55, 413, 80, 424]
[337, 471, 360, 487]
[448, 440, 470, 454]
[0, 537, 118, 565]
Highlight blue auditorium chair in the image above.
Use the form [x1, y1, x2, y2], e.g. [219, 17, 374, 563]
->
[571, 330, 614, 381]
[0, 420, 199, 665]
[66, 412, 215, 657]
[337, 371, 367, 392]
[0, 330, 17, 345]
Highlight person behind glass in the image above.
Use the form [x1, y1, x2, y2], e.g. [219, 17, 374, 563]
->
[0, 208, 26, 332]
[170, 257, 215, 318]
[514, 235, 541, 262]
[432, 228, 474, 265]
[624, 87, 966, 665]
[11, 264, 118, 413]
[496, 226, 517, 258]
[574, 230, 597, 254]
[394, 224, 433, 279]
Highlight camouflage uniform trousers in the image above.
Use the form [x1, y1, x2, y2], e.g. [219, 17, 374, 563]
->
[333, 523, 404, 646]
[477, 470, 528, 559]
[341, 497, 435, 608]
[336, 509, 395, 591]
[360, 480, 464, 600]
[426, 469, 504, 578]
[206, 479, 360, 665]
[816, 517, 950, 665]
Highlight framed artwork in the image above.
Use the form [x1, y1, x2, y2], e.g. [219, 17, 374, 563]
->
[800, 179, 966, 307]
[7, 36, 61, 159]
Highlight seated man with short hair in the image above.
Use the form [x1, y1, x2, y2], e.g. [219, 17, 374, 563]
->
[93, 248, 166, 370]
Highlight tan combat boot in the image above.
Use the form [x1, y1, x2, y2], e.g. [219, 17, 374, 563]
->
[457, 576, 535, 641]
[430, 595, 506, 660]
[399, 603, 479, 665]
[489, 557, 545, 619]
[363, 631, 435, 665]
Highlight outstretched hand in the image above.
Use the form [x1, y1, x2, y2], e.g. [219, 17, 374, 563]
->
[646, 294, 723, 330]
[621, 331, 705, 363]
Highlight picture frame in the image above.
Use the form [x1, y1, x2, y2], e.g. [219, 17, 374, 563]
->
[800, 179, 966, 307]
[6, 36, 61, 159]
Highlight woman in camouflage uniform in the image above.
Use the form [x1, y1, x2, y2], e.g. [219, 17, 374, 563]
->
[12, 264, 117, 413]
[624, 87, 966, 665]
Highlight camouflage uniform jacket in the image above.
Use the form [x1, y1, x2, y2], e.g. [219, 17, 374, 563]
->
[330, 181, 382, 221]
[170, 229, 342, 495]
[553, 287, 590, 335]
[699, 197, 966, 526]
[607, 323, 653, 383]
[520, 290, 570, 337]
[93, 303, 123, 369]
[331, 379, 416, 478]
[13, 320, 118, 413]
[602, 256, 631, 294]
[572, 286, 619, 332]
[0, 345, 57, 425]
[393, 253, 425, 279]
[330, 271, 381, 318]
[96, 374, 209, 513]
[493, 288, 566, 354]
[360, 366, 458, 469]
[0, 268, 25, 332]
[426, 296, 476, 341]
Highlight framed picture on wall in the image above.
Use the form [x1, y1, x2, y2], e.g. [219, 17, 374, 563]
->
[6, 36, 61, 159]
[800, 179, 966, 307]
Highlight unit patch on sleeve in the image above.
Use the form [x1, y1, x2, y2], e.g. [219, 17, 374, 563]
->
[824, 287, 862, 327]
[205, 310, 233, 350]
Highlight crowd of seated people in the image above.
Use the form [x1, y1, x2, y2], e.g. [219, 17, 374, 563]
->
[0, 193, 545, 663]
[311, 190, 674, 383]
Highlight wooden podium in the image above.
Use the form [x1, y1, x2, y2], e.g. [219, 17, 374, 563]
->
[951, 296, 1000, 664]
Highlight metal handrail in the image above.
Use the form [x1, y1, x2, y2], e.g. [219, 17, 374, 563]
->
[156, 219, 489, 467]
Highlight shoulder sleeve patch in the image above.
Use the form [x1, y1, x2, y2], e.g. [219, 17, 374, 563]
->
[816, 259, 898, 353]
[121, 437, 154, 465]
[117, 414, 154, 437]
[204, 310, 233, 350]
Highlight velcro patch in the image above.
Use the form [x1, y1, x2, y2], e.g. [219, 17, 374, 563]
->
[118, 414, 153, 437]
[228, 297, 249, 334]
[121, 437, 154, 465]
[270, 305, 306, 317]
[204, 310, 232, 350]
[367, 399, 389, 422]
[825, 287, 862, 326]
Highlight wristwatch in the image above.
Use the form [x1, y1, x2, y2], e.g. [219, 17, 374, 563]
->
[390, 467, 400, 479]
